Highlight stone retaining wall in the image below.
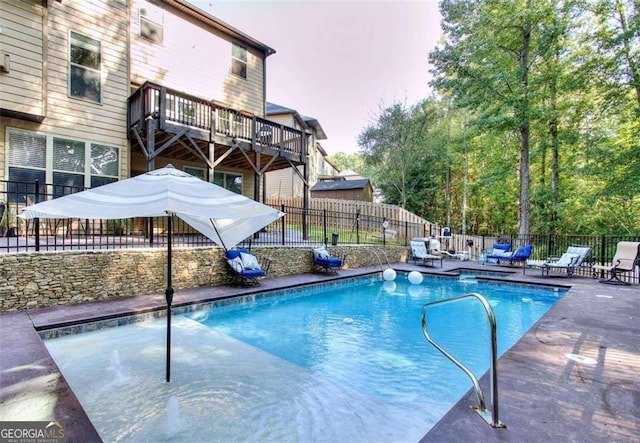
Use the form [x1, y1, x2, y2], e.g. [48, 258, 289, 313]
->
[0, 245, 408, 312]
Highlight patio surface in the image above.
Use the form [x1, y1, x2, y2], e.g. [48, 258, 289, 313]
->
[1, 259, 639, 442]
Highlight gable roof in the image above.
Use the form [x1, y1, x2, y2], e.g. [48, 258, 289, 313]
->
[310, 179, 370, 191]
[266, 102, 327, 139]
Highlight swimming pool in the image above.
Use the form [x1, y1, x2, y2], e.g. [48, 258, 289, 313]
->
[43, 273, 565, 442]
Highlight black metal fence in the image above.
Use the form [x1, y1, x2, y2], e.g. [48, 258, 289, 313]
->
[1, 179, 638, 283]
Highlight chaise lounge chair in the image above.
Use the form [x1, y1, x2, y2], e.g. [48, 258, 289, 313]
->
[524, 245, 592, 277]
[312, 246, 345, 274]
[592, 241, 640, 285]
[487, 244, 532, 266]
[423, 236, 468, 261]
[409, 240, 442, 267]
[483, 243, 511, 264]
[225, 248, 272, 286]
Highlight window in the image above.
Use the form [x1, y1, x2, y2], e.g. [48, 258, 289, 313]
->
[6, 129, 120, 202]
[184, 166, 206, 180]
[53, 137, 85, 196]
[231, 44, 247, 79]
[139, 3, 164, 44]
[214, 171, 243, 194]
[6, 131, 46, 204]
[69, 32, 101, 103]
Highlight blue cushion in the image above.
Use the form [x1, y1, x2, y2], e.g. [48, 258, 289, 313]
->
[226, 248, 249, 260]
[315, 257, 343, 267]
[492, 243, 511, 253]
[241, 268, 266, 278]
[512, 245, 533, 259]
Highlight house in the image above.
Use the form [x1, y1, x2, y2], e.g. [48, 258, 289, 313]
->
[263, 102, 339, 200]
[310, 178, 374, 202]
[0, 0, 129, 201]
[0, 0, 309, 210]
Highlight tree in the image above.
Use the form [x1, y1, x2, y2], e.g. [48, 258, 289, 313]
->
[430, 0, 565, 237]
[356, 99, 447, 219]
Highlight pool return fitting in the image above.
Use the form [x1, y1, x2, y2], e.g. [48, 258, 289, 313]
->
[421, 293, 506, 429]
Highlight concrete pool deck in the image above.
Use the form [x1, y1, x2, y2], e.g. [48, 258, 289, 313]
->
[1, 261, 639, 442]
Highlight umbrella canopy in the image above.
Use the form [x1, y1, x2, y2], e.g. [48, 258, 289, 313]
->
[21, 164, 283, 250]
[21, 165, 284, 382]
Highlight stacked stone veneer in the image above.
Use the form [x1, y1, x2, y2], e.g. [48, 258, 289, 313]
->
[0, 245, 408, 312]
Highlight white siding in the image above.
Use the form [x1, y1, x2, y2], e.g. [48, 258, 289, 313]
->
[0, 0, 130, 181]
[0, 0, 45, 117]
[130, 0, 265, 116]
[268, 113, 304, 130]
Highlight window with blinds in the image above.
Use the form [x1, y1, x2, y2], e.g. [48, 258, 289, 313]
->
[6, 129, 120, 201]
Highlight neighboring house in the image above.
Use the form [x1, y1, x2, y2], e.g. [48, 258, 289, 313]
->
[310, 178, 374, 202]
[264, 102, 338, 200]
[336, 169, 384, 202]
[337, 169, 365, 180]
[0, 0, 308, 208]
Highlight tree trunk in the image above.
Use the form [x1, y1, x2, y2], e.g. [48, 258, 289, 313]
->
[519, 0, 532, 238]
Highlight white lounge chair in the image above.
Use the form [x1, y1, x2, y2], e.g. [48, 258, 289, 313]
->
[592, 241, 640, 285]
[409, 240, 442, 267]
[430, 237, 471, 261]
[525, 245, 592, 277]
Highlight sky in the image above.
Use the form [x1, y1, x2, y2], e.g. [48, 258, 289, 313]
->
[190, 0, 443, 155]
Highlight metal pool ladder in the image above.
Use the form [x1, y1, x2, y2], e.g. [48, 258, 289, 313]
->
[421, 292, 506, 428]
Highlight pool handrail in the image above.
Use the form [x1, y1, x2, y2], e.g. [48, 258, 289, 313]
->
[421, 292, 506, 429]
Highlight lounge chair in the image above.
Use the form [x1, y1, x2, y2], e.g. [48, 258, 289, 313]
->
[312, 246, 345, 274]
[483, 243, 512, 264]
[592, 241, 640, 285]
[409, 240, 442, 267]
[426, 237, 471, 261]
[487, 244, 532, 266]
[225, 248, 272, 286]
[524, 245, 592, 277]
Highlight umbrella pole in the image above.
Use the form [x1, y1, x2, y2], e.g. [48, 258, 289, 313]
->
[165, 215, 174, 383]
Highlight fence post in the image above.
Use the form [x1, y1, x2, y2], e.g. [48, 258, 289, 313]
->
[34, 180, 40, 251]
[382, 217, 388, 246]
[323, 209, 328, 246]
[356, 209, 360, 244]
[404, 220, 408, 243]
[598, 234, 606, 279]
[281, 204, 286, 246]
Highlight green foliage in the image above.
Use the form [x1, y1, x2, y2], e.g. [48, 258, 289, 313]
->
[356, 0, 639, 235]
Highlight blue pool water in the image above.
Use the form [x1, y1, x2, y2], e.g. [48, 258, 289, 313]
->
[44, 274, 565, 442]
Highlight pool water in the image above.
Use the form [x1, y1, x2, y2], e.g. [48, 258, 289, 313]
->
[44, 274, 564, 442]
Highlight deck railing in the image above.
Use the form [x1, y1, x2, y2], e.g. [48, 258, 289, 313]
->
[0, 178, 638, 283]
[128, 81, 306, 160]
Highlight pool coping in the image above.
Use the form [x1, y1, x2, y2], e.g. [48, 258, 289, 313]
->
[1, 262, 639, 442]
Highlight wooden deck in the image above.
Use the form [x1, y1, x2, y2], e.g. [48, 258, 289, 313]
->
[128, 81, 308, 173]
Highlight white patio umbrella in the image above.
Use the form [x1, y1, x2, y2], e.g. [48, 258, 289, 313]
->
[21, 165, 284, 382]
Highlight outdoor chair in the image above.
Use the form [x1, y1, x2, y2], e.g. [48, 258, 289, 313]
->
[408, 240, 442, 267]
[524, 245, 592, 277]
[483, 243, 512, 264]
[426, 236, 472, 261]
[312, 246, 345, 274]
[592, 241, 640, 285]
[487, 244, 532, 266]
[225, 248, 272, 286]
